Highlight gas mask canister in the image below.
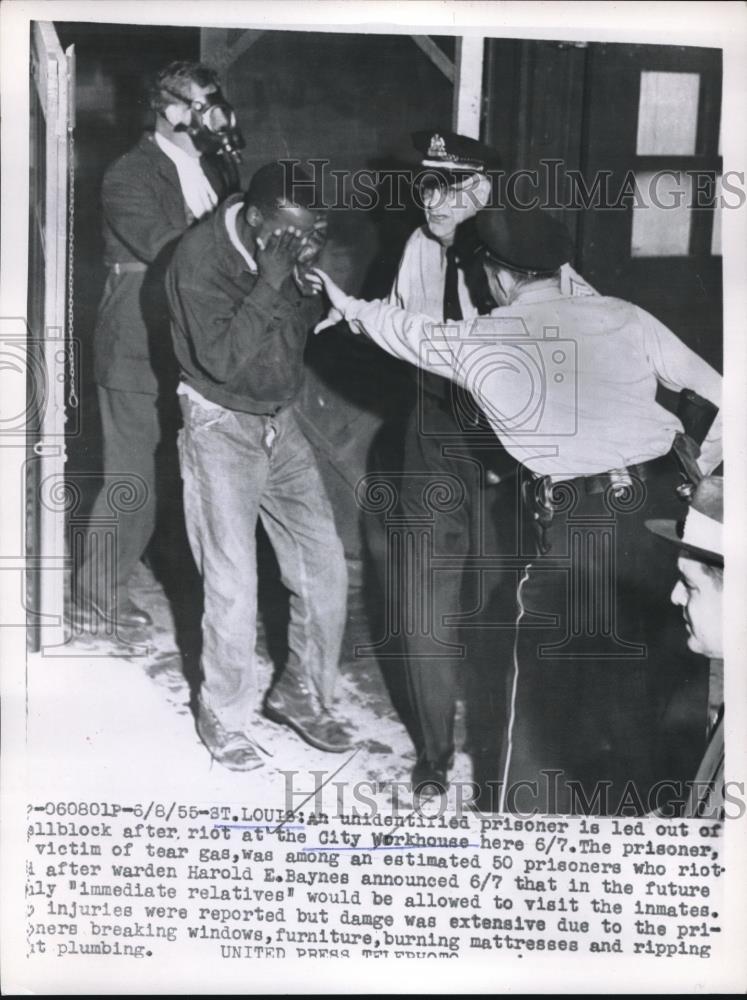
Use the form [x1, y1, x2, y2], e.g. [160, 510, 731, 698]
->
[166, 87, 245, 160]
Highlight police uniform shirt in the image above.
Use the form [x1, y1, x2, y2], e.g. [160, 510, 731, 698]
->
[388, 224, 597, 318]
[388, 226, 478, 319]
[334, 279, 722, 480]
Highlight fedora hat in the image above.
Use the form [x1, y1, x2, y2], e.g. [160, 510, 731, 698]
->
[646, 475, 723, 567]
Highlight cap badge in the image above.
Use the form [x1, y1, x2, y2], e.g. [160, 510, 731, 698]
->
[427, 133, 449, 160]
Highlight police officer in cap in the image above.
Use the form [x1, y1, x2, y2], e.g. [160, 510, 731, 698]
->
[308, 201, 722, 814]
[385, 130, 504, 796]
[366, 132, 597, 797]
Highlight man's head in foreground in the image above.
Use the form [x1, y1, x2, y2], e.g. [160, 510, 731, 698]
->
[647, 476, 724, 660]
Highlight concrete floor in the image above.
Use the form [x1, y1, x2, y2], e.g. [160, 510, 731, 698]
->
[27, 558, 478, 808]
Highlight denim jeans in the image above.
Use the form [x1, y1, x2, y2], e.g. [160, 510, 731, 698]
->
[178, 393, 348, 732]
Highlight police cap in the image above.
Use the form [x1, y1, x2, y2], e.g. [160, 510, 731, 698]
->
[476, 205, 574, 276]
[412, 130, 501, 175]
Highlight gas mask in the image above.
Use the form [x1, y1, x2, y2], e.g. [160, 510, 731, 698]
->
[293, 219, 328, 296]
[166, 87, 245, 161]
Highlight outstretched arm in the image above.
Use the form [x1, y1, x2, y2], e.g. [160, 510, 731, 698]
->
[307, 268, 465, 382]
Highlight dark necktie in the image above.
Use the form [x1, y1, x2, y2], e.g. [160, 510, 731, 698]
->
[443, 246, 463, 322]
[443, 245, 483, 428]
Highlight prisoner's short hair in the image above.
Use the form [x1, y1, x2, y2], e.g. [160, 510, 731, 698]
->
[243, 162, 321, 217]
[149, 61, 220, 113]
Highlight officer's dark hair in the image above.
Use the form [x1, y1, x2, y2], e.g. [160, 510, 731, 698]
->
[149, 61, 220, 113]
[482, 256, 561, 306]
[701, 561, 724, 589]
[243, 162, 321, 217]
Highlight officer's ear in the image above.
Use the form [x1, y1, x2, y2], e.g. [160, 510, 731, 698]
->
[244, 205, 263, 229]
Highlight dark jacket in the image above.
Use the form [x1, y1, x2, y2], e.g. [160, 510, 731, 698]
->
[93, 132, 232, 394]
[166, 196, 322, 414]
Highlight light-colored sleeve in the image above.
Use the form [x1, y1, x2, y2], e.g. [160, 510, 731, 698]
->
[314, 230, 418, 335]
[387, 259, 406, 308]
[638, 307, 722, 474]
[340, 294, 464, 382]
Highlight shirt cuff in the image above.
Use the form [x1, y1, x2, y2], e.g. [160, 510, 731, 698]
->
[249, 276, 295, 318]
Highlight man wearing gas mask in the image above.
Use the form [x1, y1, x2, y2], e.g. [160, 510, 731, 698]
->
[74, 61, 243, 635]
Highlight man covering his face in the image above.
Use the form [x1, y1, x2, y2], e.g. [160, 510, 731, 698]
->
[165, 161, 351, 772]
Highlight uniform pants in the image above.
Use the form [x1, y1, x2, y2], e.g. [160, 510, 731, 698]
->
[177, 395, 348, 733]
[398, 398, 508, 769]
[501, 449, 706, 815]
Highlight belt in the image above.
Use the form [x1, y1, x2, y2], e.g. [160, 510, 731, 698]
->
[108, 262, 148, 274]
[556, 462, 648, 496]
[529, 447, 677, 496]
[522, 446, 679, 555]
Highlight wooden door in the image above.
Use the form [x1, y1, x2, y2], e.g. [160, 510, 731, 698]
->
[27, 21, 75, 651]
[578, 43, 722, 369]
[484, 39, 722, 369]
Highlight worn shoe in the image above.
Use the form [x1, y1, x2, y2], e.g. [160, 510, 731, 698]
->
[113, 598, 153, 628]
[412, 754, 451, 796]
[264, 679, 353, 753]
[196, 705, 264, 771]
[71, 595, 153, 631]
